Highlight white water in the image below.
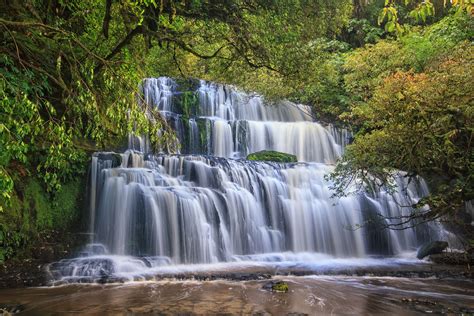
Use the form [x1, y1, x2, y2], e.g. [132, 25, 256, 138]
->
[138, 77, 343, 162]
[51, 77, 446, 282]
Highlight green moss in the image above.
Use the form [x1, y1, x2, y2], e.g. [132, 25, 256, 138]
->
[246, 150, 297, 163]
[272, 281, 289, 293]
[24, 179, 51, 230]
[196, 118, 208, 153]
[0, 193, 30, 261]
[0, 177, 84, 262]
[174, 91, 199, 119]
[51, 179, 82, 228]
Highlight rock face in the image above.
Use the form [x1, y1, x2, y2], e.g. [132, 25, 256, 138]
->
[417, 241, 448, 259]
[246, 150, 297, 163]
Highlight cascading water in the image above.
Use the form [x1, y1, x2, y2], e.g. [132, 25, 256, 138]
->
[136, 78, 342, 162]
[49, 77, 445, 283]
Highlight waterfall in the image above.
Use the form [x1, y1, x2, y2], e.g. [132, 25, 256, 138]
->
[139, 78, 341, 161]
[50, 77, 444, 283]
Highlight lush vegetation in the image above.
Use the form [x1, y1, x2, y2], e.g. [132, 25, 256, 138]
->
[0, 0, 354, 261]
[330, 13, 473, 237]
[0, 0, 472, 260]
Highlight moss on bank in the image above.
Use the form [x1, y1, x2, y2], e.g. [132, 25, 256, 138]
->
[0, 176, 86, 262]
[247, 150, 297, 163]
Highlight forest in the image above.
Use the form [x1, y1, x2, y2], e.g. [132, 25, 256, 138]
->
[0, 0, 473, 294]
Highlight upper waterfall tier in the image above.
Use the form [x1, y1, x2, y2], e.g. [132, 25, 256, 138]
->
[141, 77, 313, 122]
[137, 77, 349, 162]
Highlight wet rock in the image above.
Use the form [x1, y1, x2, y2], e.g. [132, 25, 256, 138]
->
[96, 152, 122, 168]
[401, 297, 474, 314]
[417, 241, 448, 259]
[48, 257, 115, 282]
[246, 150, 297, 163]
[82, 243, 108, 256]
[0, 303, 25, 314]
[262, 280, 289, 293]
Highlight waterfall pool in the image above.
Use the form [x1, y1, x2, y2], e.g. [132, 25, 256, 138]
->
[1, 275, 472, 314]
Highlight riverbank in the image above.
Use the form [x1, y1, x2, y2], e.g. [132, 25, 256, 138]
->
[0, 230, 86, 288]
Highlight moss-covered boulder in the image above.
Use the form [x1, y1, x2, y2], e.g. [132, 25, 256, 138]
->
[246, 150, 297, 163]
[262, 280, 289, 293]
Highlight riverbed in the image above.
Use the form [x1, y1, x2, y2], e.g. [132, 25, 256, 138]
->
[1, 275, 473, 314]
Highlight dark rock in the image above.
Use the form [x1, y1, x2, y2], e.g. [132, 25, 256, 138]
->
[429, 252, 474, 265]
[247, 150, 297, 163]
[96, 152, 122, 168]
[417, 241, 448, 259]
[262, 280, 289, 292]
[0, 303, 25, 314]
[32, 245, 55, 262]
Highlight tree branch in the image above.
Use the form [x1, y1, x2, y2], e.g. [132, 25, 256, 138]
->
[95, 25, 142, 73]
[102, 0, 113, 39]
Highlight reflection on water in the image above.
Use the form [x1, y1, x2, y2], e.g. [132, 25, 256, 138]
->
[0, 276, 472, 314]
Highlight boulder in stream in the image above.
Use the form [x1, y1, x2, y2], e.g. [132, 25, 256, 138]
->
[262, 280, 289, 293]
[417, 241, 448, 259]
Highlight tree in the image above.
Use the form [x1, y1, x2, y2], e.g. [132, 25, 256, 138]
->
[330, 41, 473, 238]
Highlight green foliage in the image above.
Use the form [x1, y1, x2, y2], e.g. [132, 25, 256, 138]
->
[343, 13, 472, 125]
[0, 177, 83, 262]
[379, 0, 472, 35]
[332, 40, 473, 226]
[141, 1, 354, 123]
[0, 55, 88, 208]
[247, 150, 297, 163]
[344, 19, 386, 46]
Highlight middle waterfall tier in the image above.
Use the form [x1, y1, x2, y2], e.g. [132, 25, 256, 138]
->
[91, 153, 436, 265]
[134, 77, 349, 162]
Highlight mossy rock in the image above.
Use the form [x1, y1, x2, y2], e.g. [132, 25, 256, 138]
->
[262, 280, 289, 293]
[246, 150, 297, 163]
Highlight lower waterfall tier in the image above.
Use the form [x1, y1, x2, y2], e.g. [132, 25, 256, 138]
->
[89, 153, 441, 265]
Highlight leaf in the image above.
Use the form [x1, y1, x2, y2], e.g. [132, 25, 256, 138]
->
[378, 9, 387, 25]
[385, 21, 395, 32]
